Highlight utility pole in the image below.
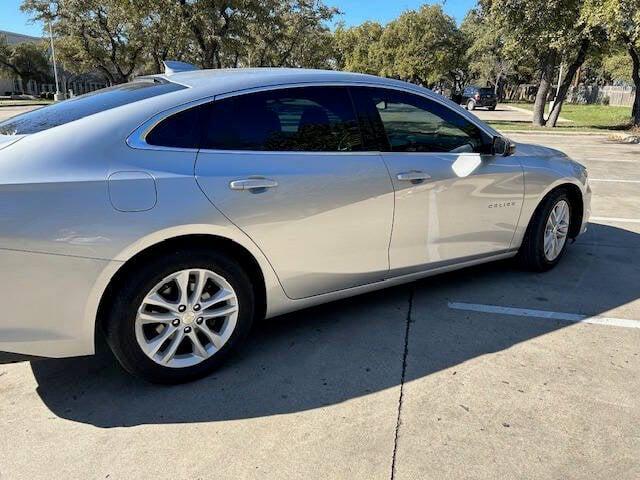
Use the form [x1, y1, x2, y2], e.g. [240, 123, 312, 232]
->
[49, 21, 64, 101]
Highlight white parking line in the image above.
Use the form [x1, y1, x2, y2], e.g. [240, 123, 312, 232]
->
[591, 216, 640, 224]
[448, 302, 640, 329]
[590, 178, 640, 184]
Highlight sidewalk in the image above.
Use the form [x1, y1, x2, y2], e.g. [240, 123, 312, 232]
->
[0, 105, 43, 122]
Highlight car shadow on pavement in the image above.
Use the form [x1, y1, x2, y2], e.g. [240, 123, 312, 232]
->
[26, 223, 640, 428]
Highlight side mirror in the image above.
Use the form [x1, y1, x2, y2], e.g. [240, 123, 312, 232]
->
[492, 136, 516, 156]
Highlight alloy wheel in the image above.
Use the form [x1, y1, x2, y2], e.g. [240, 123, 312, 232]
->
[543, 200, 570, 261]
[134, 269, 239, 368]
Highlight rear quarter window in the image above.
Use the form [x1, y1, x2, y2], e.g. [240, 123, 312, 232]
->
[0, 80, 186, 135]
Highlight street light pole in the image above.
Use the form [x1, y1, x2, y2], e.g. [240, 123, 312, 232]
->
[48, 21, 64, 101]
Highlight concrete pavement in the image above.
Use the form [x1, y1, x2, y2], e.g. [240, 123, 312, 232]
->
[0, 104, 43, 122]
[472, 103, 571, 124]
[1, 127, 639, 478]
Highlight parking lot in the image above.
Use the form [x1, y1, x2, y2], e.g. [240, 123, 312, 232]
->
[1, 108, 639, 478]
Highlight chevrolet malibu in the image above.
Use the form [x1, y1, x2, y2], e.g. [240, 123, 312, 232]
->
[0, 64, 591, 383]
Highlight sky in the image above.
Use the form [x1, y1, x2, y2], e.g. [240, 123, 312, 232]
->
[0, 0, 476, 37]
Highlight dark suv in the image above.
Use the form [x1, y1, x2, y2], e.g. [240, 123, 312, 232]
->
[461, 86, 497, 111]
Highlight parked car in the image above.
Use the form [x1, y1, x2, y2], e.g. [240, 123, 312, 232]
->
[0, 64, 590, 383]
[461, 86, 498, 111]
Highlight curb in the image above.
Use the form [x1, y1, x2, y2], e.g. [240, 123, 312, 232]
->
[497, 129, 614, 137]
[608, 132, 640, 144]
[0, 103, 50, 108]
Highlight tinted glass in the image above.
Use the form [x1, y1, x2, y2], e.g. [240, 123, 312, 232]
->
[146, 103, 206, 148]
[202, 87, 362, 152]
[0, 80, 185, 135]
[479, 88, 494, 95]
[356, 88, 490, 154]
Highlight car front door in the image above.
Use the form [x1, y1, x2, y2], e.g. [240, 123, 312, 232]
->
[351, 86, 524, 275]
[195, 86, 395, 299]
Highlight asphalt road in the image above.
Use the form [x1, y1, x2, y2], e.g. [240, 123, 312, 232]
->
[0, 110, 639, 479]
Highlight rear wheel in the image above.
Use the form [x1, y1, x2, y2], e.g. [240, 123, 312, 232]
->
[104, 249, 255, 384]
[487, 105, 496, 111]
[467, 100, 476, 111]
[518, 189, 572, 272]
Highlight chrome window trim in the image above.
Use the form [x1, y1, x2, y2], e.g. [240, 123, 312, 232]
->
[126, 80, 499, 154]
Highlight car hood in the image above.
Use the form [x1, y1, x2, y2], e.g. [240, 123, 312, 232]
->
[515, 141, 568, 159]
[0, 135, 27, 151]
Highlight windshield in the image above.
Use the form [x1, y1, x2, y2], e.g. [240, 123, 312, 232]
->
[0, 80, 186, 135]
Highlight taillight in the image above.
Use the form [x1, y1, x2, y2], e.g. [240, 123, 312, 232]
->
[474, 93, 481, 100]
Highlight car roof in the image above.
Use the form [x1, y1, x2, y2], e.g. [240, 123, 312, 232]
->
[143, 68, 429, 97]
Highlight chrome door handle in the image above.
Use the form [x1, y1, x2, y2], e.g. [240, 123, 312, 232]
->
[229, 178, 279, 191]
[396, 171, 432, 182]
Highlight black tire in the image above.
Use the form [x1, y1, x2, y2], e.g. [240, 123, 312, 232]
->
[518, 189, 572, 272]
[104, 249, 255, 384]
[467, 100, 476, 111]
[487, 106, 496, 111]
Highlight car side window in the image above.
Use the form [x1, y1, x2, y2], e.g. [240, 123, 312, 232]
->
[201, 87, 363, 152]
[356, 87, 490, 154]
[145, 103, 207, 148]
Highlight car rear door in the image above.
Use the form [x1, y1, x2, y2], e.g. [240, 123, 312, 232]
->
[351, 86, 524, 275]
[194, 85, 395, 299]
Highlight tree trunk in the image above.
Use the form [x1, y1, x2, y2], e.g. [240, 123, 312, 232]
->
[629, 45, 640, 127]
[547, 39, 590, 128]
[533, 51, 557, 126]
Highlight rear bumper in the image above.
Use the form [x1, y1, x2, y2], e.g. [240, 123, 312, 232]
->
[0, 248, 115, 358]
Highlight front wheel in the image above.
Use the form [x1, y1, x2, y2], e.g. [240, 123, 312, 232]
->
[518, 190, 572, 272]
[104, 249, 255, 384]
[467, 100, 476, 111]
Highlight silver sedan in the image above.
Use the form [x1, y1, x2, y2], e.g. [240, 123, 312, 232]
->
[0, 64, 591, 383]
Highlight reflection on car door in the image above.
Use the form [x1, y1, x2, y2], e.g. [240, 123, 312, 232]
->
[351, 86, 524, 275]
[195, 86, 395, 299]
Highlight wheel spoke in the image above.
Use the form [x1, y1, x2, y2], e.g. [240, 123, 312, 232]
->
[138, 311, 176, 325]
[201, 304, 238, 320]
[187, 330, 208, 357]
[160, 329, 185, 364]
[147, 325, 178, 356]
[198, 323, 224, 350]
[201, 288, 235, 310]
[144, 292, 179, 313]
[544, 239, 553, 257]
[174, 271, 191, 307]
[192, 270, 208, 305]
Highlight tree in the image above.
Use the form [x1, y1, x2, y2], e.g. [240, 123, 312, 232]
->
[242, 0, 338, 68]
[583, 0, 640, 126]
[486, 0, 595, 127]
[0, 35, 51, 91]
[461, 8, 513, 96]
[22, 0, 339, 80]
[595, 48, 634, 85]
[22, 0, 157, 84]
[333, 21, 384, 74]
[376, 5, 465, 88]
